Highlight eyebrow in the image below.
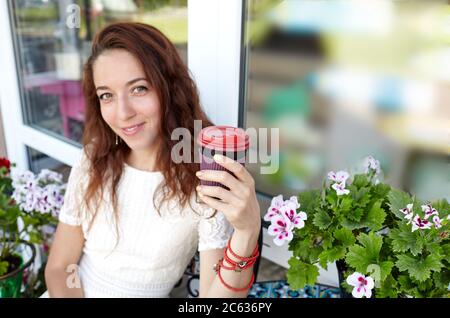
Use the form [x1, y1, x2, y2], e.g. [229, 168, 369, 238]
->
[95, 77, 147, 91]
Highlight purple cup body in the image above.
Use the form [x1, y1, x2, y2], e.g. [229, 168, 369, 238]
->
[196, 126, 249, 200]
[198, 147, 248, 189]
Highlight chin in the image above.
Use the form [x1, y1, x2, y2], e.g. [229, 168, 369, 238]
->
[123, 137, 157, 151]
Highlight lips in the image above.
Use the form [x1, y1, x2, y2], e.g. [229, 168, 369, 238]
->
[121, 122, 145, 136]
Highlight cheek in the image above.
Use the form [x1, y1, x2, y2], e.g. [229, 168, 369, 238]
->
[135, 96, 161, 121]
[100, 105, 116, 128]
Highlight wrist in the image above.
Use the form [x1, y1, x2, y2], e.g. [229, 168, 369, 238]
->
[228, 230, 259, 261]
[233, 222, 260, 241]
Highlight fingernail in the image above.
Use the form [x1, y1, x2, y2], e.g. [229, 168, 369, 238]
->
[196, 186, 201, 192]
[213, 154, 222, 161]
[196, 171, 202, 177]
[198, 192, 204, 197]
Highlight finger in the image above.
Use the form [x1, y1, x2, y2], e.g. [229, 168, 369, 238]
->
[196, 170, 245, 195]
[197, 192, 229, 213]
[213, 154, 252, 184]
[197, 185, 239, 204]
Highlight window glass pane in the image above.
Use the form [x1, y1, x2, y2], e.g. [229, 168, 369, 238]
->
[242, 0, 450, 209]
[10, 0, 188, 144]
[27, 146, 71, 181]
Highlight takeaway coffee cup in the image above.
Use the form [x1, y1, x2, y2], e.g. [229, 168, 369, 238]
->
[196, 126, 250, 189]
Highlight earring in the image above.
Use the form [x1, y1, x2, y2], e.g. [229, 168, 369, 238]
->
[115, 134, 119, 146]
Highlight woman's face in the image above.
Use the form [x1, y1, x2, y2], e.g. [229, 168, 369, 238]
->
[93, 49, 161, 152]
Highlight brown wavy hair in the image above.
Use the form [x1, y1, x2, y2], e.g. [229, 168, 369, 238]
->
[81, 22, 213, 237]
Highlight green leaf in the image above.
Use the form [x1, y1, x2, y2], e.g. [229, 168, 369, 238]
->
[442, 243, 450, 264]
[321, 232, 334, 250]
[361, 200, 386, 231]
[333, 228, 356, 247]
[432, 269, 450, 291]
[350, 258, 393, 285]
[351, 187, 371, 208]
[313, 209, 332, 230]
[398, 275, 419, 297]
[346, 232, 383, 273]
[346, 207, 365, 222]
[432, 199, 450, 219]
[377, 275, 398, 298]
[371, 183, 391, 200]
[286, 258, 320, 290]
[416, 279, 433, 293]
[396, 254, 444, 282]
[290, 236, 323, 264]
[298, 190, 320, 213]
[388, 189, 412, 220]
[318, 246, 346, 269]
[379, 261, 394, 282]
[339, 197, 353, 213]
[352, 174, 369, 188]
[341, 217, 365, 230]
[28, 231, 43, 244]
[367, 264, 381, 282]
[290, 237, 313, 261]
[388, 222, 424, 256]
[0, 261, 8, 276]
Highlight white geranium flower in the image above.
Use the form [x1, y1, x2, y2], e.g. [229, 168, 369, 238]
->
[400, 203, 414, 224]
[421, 204, 439, 220]
[263, 195, 284, 222]
[433, 216, 442, 229]
[411, 215, 432, 232]
[332, 182, 350, 196]
[268, 214, 294, 246]
[328, 170, 350, 184]
[280, 205, 307, 230]
[264, 195, 302, 222]
[363, 156, 381, 174]
[346, 272, 374, 298]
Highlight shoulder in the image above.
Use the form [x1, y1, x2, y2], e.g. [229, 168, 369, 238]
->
[66, 146, 92, 186]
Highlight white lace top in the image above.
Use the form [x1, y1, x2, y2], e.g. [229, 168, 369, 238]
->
[58, 149, 234, 298]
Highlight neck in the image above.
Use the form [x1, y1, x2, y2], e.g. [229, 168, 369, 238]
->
[126, 145, 160, 172]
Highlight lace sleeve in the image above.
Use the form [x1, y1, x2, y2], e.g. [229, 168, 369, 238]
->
[195, 197, 234, 252]
[58, 149, 90, 226]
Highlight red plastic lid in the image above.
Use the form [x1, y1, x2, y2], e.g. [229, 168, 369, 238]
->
[197, 126, 249, 151]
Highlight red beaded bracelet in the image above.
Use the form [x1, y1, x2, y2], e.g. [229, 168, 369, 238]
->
[222, 252, 257, 272]
[218, 238, 259, 272]
[226, 238, 259, 262]
[214, 260, 255, 292]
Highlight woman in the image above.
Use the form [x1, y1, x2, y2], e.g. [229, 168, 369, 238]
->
[44, 22, 261, 298]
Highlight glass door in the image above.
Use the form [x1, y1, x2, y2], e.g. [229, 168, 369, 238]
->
[240, 0, 450, 213]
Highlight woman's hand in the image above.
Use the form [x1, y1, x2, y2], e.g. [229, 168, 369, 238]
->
[195, 154, 261, 238]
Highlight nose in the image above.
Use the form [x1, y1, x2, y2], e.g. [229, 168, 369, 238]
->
[116, 93, 137, 121]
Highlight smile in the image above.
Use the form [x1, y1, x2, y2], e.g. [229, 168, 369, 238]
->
[121, 122, 145, 136]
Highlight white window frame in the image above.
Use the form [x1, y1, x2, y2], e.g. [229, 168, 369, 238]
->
[0, 0, 243, 170]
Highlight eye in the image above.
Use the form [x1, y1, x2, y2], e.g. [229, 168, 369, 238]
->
[98, 92, 113, 101]
[132, 86, 148, 95]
